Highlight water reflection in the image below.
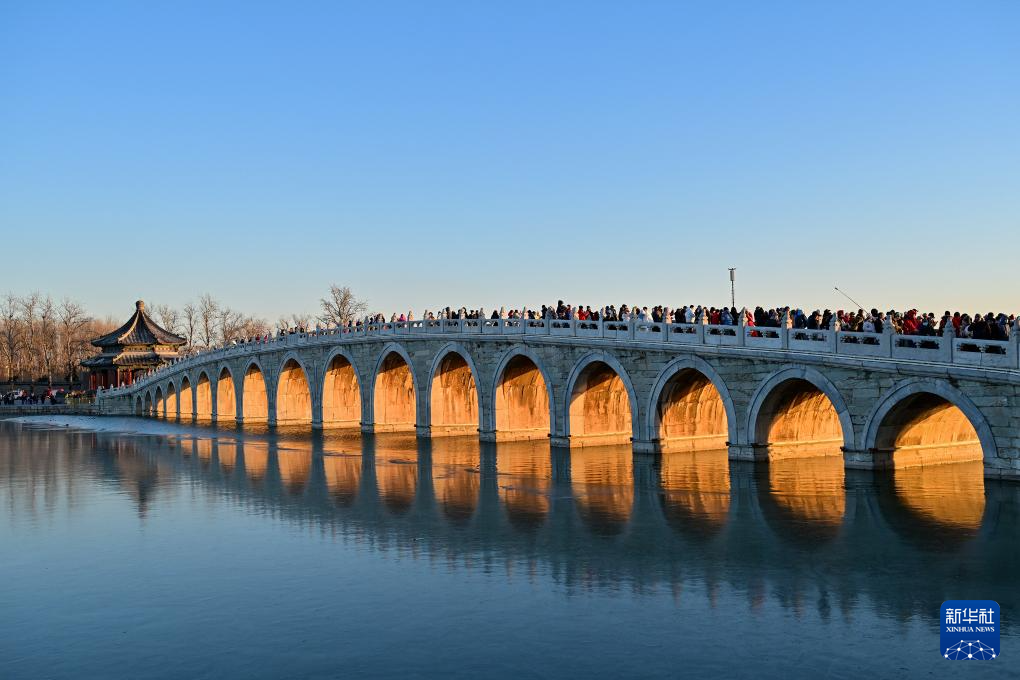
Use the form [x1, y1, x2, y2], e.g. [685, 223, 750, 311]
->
[657, 449, 730, 540]
[430, 437, 481, 526]
[758, 454, 845, 543]
[880, 460, 986, 550]
[322, 453, 361, 507]
[373, 433, 418, 515]
[569, 445, 633, 536]
[1, 418, 1018, 640]
[496, 440, 552, 532]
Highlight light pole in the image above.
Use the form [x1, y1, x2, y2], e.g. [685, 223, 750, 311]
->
[728, 268, 736, 309]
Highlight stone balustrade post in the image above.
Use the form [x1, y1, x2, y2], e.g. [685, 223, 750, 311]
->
[829, 314, 840, 353]
[779, 308, 791, 350]
[883, 316, 896, 358]
[942, 319, 955, 363]
[695, 309, 706, 344]
[737, 307, 747, 346]
[1014, 318, 1020, 369]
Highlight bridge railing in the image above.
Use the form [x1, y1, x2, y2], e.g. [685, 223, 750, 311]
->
[100, 316, 1020, 398]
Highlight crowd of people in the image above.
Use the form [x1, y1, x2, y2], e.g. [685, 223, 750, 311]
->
[120, 300, 1017, 388]
[336, 302, 1016, 341]
[202, 302, 1020, 347]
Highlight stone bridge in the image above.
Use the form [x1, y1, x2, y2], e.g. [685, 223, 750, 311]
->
[97, 317, 1020, 478]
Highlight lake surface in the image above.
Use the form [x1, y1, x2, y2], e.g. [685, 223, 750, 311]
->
[1, 417, 1017, 679]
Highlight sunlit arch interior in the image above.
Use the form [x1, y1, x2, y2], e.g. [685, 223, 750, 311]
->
[373, 352, 416, 432]
[873, 392, 984, 467]
[195, 372, 212, 420]
[216, 368, 236, 423]
[155, 387, 164, 418]
[179, 377, 193, 419]
[754, 378, 844, 459]
[568, 361, 633, 446]
[166, 383, 178, 419]
[276, 359, 312, 425]
[571, 446, 633, 536]
[430, 352, 479, 437]
[143, 392, 152, 416]
[322, 355, 361, 428]
[493, 355, 551, 441]
[656, 368, 729, 452]
[241, 364, 268, 423]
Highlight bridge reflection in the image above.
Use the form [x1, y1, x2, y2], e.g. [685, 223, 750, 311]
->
[4, 422, 1017, 624]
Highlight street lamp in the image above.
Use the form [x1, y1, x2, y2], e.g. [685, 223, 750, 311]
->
[728, 268, 736, 309]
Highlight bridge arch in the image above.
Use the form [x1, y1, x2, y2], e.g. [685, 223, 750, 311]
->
[275, 353, 313, 425]
[154, 386, 164, 418]
[646, 356, 736, 451]
[216, 366, 236, 422]
[745, 367, 854, 457]
[165, 381, 178, 419]
[322, 348, 363, 428]
[426, 342, 481, 437]
[371, 343, 418, 432]
[134, 395, 143, 416]
[863, 378, 992, 467]
[179, 376, 194, 419]
[241, 359, 269, 423]
[563, 351, 639, 446]
[490, 347, 554, 441]
[195, 370, 213, 419]
[143, 390, 153, 416]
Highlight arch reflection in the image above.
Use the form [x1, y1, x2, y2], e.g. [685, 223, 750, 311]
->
[570, 446, 633, 536]
[374, 434, 418, 514]
[496, 440, 552, 532]
[759, 455, 845, 543]
[323, 454, 362, 507]
[430, 437, 480, 525]
[880, 460, 985, 550]
[658, 449, 731, 540]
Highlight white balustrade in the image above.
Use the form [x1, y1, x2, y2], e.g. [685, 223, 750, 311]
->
[109, 314, 1020, 396]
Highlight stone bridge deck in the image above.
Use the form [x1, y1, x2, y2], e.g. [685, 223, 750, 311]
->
[97, 317, 1020, 479]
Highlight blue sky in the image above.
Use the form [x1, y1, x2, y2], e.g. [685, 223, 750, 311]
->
[2, 1, 1017, 320]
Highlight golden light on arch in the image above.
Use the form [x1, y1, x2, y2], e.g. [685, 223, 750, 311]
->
[568, 361, 633, 447]
[493, 354, 551, 441]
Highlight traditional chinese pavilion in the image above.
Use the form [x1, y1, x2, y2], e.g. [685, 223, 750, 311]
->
[81, 300, 186, 389]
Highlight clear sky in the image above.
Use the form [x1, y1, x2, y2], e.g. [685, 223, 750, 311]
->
[2, 1, 1017, 321]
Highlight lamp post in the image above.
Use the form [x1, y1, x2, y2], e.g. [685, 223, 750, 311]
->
[728, 268, 736, 309]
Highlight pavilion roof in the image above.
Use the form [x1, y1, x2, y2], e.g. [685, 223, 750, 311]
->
[91, 300, 186, 348]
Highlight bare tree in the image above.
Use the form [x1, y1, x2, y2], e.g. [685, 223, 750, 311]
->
[19, 292, 41, 380]
[318, 284, 366, 326]
[238, 316, 270, 339]
[153, 303, 181, 336]
[39, 296, 58, 386]
[0, 293, 22, 386]
[181, 303, 198, 347]
[58, 298, 92, 382]
[216, 306, 244, 343]
[197, 293, 219, 347]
